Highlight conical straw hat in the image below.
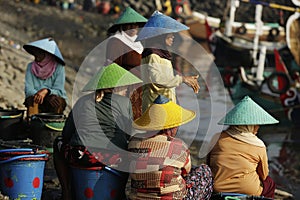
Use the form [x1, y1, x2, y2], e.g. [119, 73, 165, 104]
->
[133, 95, 196, 130]
[82, 63, 142, 91]
[218, 96, 279, 125]
[136, 11, 189, 41]
[107, 7, 147, 33]
[23, 38, 65, 65]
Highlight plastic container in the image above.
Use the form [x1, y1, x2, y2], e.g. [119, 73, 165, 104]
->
[0, 149, 48, 200]
[0, 110, 24, 140]
[71, 166, 127, 200]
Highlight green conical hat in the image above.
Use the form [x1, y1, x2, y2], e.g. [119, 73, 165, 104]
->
[82, 63, 142, 91]
[218, 96, 279, 125]
[108, 7, 147, 33]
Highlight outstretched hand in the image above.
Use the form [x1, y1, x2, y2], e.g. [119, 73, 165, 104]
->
[182, 75, 200, 93]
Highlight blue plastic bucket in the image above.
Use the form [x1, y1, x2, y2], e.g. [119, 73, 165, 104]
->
[71, 166, 127, 200]
[0, 149, 48, 200]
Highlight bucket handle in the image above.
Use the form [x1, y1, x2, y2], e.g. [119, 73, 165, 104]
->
[104, 166, 123, 177]
[31, 116, 64, 131]
[0, 148, 34, 153]
[0, 112, 23, 119]
[0, 154, 47, 164]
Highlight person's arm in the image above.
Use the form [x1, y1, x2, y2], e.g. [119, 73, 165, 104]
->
[147, 54, 183, 88]
[48, 64, 66, 97]
[25, 63, 38, 97]
[257, 147, 269, 181]
[147, 54, 200, 93]
[62, 110, 76, 143]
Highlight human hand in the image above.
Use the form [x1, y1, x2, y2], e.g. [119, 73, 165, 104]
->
[182, 75, 200, 93]
[34, 88, 49, 104]
[48, 95, 61, 108]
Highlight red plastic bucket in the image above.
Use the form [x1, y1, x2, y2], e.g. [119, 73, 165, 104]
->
[0, 149, 48, 200]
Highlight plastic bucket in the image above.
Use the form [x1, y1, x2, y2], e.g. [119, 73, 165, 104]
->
[30, 113, 65, 148]
[0, 149, 48, 200]
[71, 166, 127, 200]
[0, 110, 24, 140]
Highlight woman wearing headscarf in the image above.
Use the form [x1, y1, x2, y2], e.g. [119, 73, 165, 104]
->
[106, 7, 147, 119]
[23, 38, 67, 118]
[207, 96, 278, 199]
[135, 11, 200, 112]
[128, 95, 213, 200]
[53, 63, 142, 200]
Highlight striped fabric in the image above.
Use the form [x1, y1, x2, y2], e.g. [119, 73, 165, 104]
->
[128, 134, 191, 200]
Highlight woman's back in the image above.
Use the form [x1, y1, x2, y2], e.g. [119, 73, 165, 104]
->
[209, 132, 268, 195]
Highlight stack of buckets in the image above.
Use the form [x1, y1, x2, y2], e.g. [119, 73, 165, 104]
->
[0, 148, 48, 200]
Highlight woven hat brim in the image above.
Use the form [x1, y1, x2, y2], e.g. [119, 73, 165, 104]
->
[23, 38, 65, 65]
[135, 11, 189, 41]
[82, 63, 142, 92]
[218, 96, 279, 125]
[133, 101, 196, 131]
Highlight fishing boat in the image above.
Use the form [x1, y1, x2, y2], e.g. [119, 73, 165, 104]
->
[171, 0, 286, 43]
[211, 0, 300, 126]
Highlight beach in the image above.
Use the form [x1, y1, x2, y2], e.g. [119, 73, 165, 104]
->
[0, 1, 299, 199]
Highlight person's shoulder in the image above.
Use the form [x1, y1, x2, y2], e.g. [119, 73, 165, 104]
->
[74, 93, 94, 107]
[108, 37, 124, 45]
[113, 93, 130, 102]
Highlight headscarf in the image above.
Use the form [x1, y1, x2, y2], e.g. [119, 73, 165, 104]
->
[31, 53, 57, 80]
[225, 125, 265, 147]
[142, 34, 172, 61]
[110, 30, 144, 54]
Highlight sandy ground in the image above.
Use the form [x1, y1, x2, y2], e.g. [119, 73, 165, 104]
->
[0, 1, 298, 199]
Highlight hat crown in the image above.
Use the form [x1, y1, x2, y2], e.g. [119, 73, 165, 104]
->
[133, 95, 196, 130]
[23, 38, 65, 65]
[218, 96, 279, 125]
[114, 7, 148, 25]
[136, 11, 189, 41]
[82, 63, 142, 91]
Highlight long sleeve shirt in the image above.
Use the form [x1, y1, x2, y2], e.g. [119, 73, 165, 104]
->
[208, 132, 269, 196]
[24, 62, 67, 100]
[141, 53, 183, 111]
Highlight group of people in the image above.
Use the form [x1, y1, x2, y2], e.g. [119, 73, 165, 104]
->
[22, 6, 278, 200]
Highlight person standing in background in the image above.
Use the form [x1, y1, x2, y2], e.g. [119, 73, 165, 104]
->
[106, 6, 147, 119]
[135, 11, 200, 112]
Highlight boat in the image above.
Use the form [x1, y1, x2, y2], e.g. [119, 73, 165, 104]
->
[209, 0, 300, 126]
[171, 0, 286, 43]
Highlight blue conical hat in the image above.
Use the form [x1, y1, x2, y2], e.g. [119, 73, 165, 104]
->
[82, 63, 142, 92]
[135, 11, 189, 41]
[23, 38, 65, 65]
[218, 96, 279, 125]
[107, 7, 147, 33]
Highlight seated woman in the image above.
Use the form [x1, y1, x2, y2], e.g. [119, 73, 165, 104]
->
[128, 95, 213, 200]
[53, 63, 142, 200]
[23, 38, 67, 118]
[207, 96, 278, 199]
